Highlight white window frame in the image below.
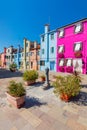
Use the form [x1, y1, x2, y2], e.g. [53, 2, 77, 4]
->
[66, 59, 72, 66]
[59, 59, 64, 66]
[74, 42, 82, 51]
[59, 29, 64, 38]
[75, 23, 82, 33]
[58, 46, 64, 53]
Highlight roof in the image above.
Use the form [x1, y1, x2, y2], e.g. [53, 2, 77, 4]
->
[57, 18, 87, 30]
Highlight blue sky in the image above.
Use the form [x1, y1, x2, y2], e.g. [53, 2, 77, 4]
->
[0, 0, 87, 52]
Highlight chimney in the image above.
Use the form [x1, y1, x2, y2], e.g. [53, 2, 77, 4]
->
[4, 47, 6, 53]
[44, 24, 50, 33]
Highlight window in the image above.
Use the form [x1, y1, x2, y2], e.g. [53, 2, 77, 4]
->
[8, 49, 10, 53]
[75, 23, 82, 33]
[26, 61, 29, 65]
[59, 59, 64, 66]
[22, 53, 24, 57]
[42, 49, 44, 54]
[37, 51, 40, 55]
[42, 35, 45, 42]
[26, 43, 28, 47]
[37, 61, 40, 65]
[15, 55, 17, 58]
[40, 61, 45, 66]
[30, 52, 34, 56]
[31, 62, 33, 68]
[74, 42, 82, 51]
[50, 33, 54, 40]
[58, 46, 64, 53]
[51, 47, 54, 53]
[66, 59, 72, 66]
[26, 52, 28, 56]
[59, 29, 64, 38]
[19, 54, 21, 58]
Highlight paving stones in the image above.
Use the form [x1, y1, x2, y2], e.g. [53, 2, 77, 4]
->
[0, 70, 87, 130]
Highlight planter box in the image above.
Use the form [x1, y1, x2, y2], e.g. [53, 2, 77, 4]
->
[66, 66, 73, 73]
[6, 92, 25, 108]
[59, 67, 64, 72]
[24, 80, 35, 86]
[58, 53, 64, 58]
[74, 51, 82, 58]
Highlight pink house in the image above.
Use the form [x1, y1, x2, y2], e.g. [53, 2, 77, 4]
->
[57, 18, 87, 74]
[1, 48, 6, 68]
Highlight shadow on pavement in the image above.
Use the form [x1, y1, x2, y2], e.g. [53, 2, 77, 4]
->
[70, 91, 87, 106]
[24, 96, 47, 108]
[0, 69, 23, 79]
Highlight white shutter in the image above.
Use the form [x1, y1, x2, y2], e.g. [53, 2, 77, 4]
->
[75, 43, 81, 51]
[59, 30, 64, 37]
[75, 24, 81, 33]
[59, 46, 63, 53]
[67, 59, 71, 66]
[59, 60, 64, 66]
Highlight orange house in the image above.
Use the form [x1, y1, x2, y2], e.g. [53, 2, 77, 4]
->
[30, 44, 40, 70]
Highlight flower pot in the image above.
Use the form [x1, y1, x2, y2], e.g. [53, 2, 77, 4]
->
[58, 53, 64, 58]
[59, 67, 64, 72]
[66, 67, 73, 73]
[24, 80, 35, 86]
[40, 77, 45, 82]
[60, 94, 70, 102]
[74, 51, 82, 58]
[6, 92, 25, 108]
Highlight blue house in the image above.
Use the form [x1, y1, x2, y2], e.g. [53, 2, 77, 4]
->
[14, 45, 24, 69]
[40, 24, 57, 71]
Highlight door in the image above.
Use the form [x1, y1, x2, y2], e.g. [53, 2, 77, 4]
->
[73, 59, 82, 73]
[50, 61, 55, 70]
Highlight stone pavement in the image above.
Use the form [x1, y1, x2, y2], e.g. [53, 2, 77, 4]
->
[0, 69, 87, 130]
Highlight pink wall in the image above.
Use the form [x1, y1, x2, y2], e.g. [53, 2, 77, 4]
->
[57, 21, 87, 74]
[1, 48, 6, 68]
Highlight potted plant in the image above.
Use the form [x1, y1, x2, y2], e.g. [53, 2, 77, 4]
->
[74, 51, 82, 58]
[53, 75, 81, 102]
[59, 66, 64, 72]
[6, 80, 26, 108]
[23, 70, 38, 86]
[58, 53, 64, 58]
[40, 75, 46, 82]
[9, 63, 17, 72]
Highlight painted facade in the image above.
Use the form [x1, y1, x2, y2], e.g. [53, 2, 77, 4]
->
[6, 46, 16, 69]
[57, 18, 87, 74]
[23, 38, 40, 70]
[14, 45, 24, 69]
[29, 44, 40, 70]
[40, 24, 56, 71]
[0, 48, 6, 68]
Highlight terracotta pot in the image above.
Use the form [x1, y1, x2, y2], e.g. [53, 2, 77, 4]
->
[60, 94, 70, 102]
[40, 77, 45, 82]
[6, 92, 25, 108]
[24, 80, 35, 86]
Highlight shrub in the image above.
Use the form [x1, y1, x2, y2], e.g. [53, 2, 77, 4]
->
[53, 74, 81, 98]
[9, 63, 17, 70]
[23, 70, 38, 81]
[8, 80, 25, 97]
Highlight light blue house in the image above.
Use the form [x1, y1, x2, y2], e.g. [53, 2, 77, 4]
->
[40, 24, 57, 71]
[14, 45, 24, 69]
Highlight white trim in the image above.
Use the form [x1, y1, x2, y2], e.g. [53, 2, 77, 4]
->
[59, 29, 64, 37]
[59, 59, 64, 66]
[75, 24, 82, 33]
